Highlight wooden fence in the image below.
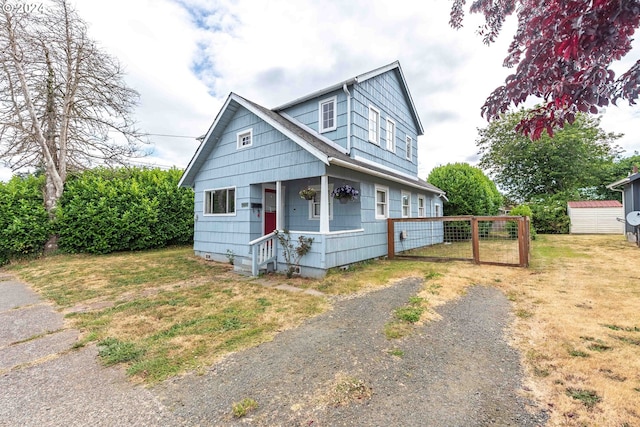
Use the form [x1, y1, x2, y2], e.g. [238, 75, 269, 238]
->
[387, 216, 530, 267]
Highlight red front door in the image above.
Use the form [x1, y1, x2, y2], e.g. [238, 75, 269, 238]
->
[264, 189, 277, 235]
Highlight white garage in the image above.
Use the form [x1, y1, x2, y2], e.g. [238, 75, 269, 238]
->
[567, 200, 624, 234]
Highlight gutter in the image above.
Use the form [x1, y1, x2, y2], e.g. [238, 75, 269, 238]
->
[342, 83, 352, 156]
[328, 157, 446, 197]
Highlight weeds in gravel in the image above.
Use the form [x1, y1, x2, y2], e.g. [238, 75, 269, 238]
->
[384, 295, 428, 339]
[232, 398, 258, 417]
[328, 375, 372, 407]
[387, 348, 404, 357]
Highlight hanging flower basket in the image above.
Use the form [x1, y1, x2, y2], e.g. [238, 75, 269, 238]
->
[331, 184, 359, 203]
[299, 186, 317, 200]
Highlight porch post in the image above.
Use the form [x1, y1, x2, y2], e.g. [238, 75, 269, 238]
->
[276, 180, 283, 231]
[320, 175, 330, 233]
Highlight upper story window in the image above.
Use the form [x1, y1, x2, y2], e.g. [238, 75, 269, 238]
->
[405, 135, 412, 161]
[368, 105, 380, 145]
[319, 97, 337, 133]
[237, 129, 253, 149]
[401, 191, 411, 218]
[375, 184, 389, 219]
[435, 203, 441, 217]
[386, 118, 396, 152]
[418, 195, 426, 217]
[204, 187, 236, 215]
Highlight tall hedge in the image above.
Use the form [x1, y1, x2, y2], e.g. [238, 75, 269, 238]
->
[57, 167, 194, 254]
[0, 175, 52, 265]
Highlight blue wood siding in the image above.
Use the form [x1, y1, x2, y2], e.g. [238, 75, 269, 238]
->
[279, 89, 349, 151]
[192, 106, 326, 257]
[350, 71, 419, 176]
[286, 178, 361, 232]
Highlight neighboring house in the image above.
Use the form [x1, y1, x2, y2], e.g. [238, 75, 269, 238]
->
[607, 169, 640, 241]
[567, 200, 624, 234]
[179, 61, 446, 277]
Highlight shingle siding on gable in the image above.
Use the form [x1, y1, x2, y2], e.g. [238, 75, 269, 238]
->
[192, 106, 326, 257]
[351, 71, 419, 176]
[279, 89, 349, 150]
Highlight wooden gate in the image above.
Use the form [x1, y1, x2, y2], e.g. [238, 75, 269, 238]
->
[387, 216, 530, 267]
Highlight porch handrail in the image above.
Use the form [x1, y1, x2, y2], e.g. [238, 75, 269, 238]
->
[248, 231, 278, 276]
[248, 231, 277, 248]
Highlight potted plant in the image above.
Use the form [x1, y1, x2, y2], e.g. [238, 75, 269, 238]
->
[331, 184, 359, 203]
[299, 186, 316, 200]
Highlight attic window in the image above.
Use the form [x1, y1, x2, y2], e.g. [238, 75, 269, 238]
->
[319, 97, 337, 132]
[237, 129, 253, 149]
[405, 135, 412, 161]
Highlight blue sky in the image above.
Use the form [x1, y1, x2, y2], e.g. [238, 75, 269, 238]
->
[1, 0, 638, 181]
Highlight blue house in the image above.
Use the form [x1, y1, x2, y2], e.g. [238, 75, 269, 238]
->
[607, 168, 640, 242]
[179, 61, 446, 277]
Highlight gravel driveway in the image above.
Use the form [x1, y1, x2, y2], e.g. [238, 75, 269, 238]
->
[1, 274, 547, 426]
[155, 278, 548, 426]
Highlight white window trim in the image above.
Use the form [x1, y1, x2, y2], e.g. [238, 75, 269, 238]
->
[386, 118, 396, 152]
[375, 184, 389, 220]
[319, 96, 337, 133]
[368, 105, 380, 145]
[203, 186, 237, 216]
[401, 191, 411, 218]
[405, 135, 412, 161]
[308, 184, 334, 220]
[432, 200, 441, 217]
[236, 128, 253, 150]
[417, 195, 426, 217]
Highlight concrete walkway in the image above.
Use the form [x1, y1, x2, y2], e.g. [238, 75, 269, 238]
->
[0, 274, 180, 427]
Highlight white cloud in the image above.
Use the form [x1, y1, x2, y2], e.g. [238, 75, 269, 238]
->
[2, 0, 638, 182]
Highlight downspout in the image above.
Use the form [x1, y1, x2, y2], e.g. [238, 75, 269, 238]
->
[342, 83, 352, 157]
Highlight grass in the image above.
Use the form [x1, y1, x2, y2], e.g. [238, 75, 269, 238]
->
[3, 246, 326, 383]
[2, 235, 639, 426]
[231, 398, 258, 418]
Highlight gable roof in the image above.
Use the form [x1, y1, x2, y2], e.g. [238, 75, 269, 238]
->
[179, 92, 443, 196]
[567, 200, 623, 209]
[273, 61, 424, 135]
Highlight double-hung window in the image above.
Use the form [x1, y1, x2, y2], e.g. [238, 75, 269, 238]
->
[418, 195, 426, 217]
[405, 135, 412, 161]
[319, 97, 337, 133]
[368, 106, 380, 144]
[204, 187, 236, 215]
[375, 185, 389, 219]
[237, 129, 253, 149]
[401, 191, 411, 218]
[386, 118, 395, 152]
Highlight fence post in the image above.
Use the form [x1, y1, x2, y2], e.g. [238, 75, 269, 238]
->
[387, 218, 395, 259]
[518, 217, 528, 267]
[471, 216, 480, 264]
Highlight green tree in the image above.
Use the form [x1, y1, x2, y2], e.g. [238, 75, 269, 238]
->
[594, 152, 640, 200]
[477, 109, 622, 202]
[427, 163, 502, 216]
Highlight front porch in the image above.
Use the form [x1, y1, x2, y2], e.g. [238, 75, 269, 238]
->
[244, 175, 366, 277]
